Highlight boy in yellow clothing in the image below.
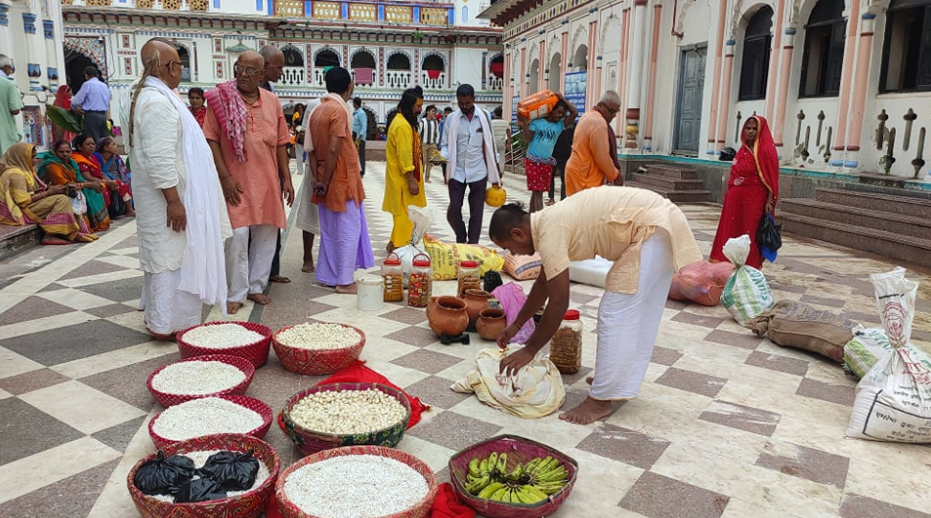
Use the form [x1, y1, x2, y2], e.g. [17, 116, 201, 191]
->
[383, 88, 427, 251]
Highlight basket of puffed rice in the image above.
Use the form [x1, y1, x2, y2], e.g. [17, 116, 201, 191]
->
[148, 395, 274, 449]
[127, 433, 280, 518]
[275, 445, 439, 518]
[177, 321, 274, 368]
[147, 354, 256, 407]
[281, 382, 411, 456]
[272, 322, 366, 375]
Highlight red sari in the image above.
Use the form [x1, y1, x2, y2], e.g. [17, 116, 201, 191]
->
[710, 115, 780, 269]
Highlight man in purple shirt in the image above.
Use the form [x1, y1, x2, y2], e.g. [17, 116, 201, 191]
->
[71, 66, 112, 142]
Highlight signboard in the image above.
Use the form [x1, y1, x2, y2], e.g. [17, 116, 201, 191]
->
[564, 71, 587, 122]
[511, 95, 520, 123]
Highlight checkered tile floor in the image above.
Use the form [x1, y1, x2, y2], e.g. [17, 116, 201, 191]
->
[1, 162, 930, 518]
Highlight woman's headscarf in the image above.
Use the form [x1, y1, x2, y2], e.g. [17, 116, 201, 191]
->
[741, 115, 779, 200]
[0, 143, 37, 177]
[54, 85, 72, 109]
[95, 137, 114, 155]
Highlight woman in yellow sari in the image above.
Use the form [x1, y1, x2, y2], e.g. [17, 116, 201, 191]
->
[38, 140, 110, 232]
[0, 143, 97, 244]
[382, 88, 426, 252]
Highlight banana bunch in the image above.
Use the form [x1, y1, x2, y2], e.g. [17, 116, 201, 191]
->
[464, 453, 569, 505]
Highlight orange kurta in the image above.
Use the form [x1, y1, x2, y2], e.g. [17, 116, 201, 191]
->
[564, 108, 620, 196]
[307, 94, 366, 213]
[203, 88, 289, 229]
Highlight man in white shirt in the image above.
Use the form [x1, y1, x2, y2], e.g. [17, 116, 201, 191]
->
[440, 84, 501, 244]
[418, 104, 439, 182]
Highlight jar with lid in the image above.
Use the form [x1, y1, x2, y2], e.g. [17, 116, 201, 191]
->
[382, 252, 404, 302]
[549, 309, 582, 374]
[407, 253, 433, 308]
[457, 260, 481, 297]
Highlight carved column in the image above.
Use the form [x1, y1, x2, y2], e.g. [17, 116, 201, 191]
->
[844, 12, 878, 170]
[715, 40, 736, 150]
[706, 0, 729, 156]
[832, 0, 861, 160]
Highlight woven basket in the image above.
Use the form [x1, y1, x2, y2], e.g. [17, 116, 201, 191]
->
[275, 445, 439, 518]
[271, 323, 365, 375]
[127, 433, 280, 518]
[448, 435, 579, 518]
[177, 321, 273, 368]
[280, 382, 411, 456]
[148, 395, 274, 449]
[146, 354, 256, 408]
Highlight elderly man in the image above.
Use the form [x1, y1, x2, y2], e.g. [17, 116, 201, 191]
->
[72, 66, 112, 142]
[204, 51, 294, 314]
[564, 91, 623, 196]
[127, 40, 231, 340]
[307, 67, 374, 294]
[440, 84, 501, 244]
[0, 54, 23, 155]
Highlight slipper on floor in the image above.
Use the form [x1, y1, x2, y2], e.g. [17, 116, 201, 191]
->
[41, 236, 72, 245]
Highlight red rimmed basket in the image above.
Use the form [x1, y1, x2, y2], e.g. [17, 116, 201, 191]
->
[146, 354, 256, 408]
[148, 395, 274, 449]
[275, 445, 439, 518]
[177, 321, 273, 368]
[280, 382, 411, 456]
[127, 433, 280, 518]
[271, 323, 365, 375]
[448, 435, 579, 518]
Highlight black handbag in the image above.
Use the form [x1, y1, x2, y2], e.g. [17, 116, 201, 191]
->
[108, 189, 127, 219]
[757, 214, 782, 262]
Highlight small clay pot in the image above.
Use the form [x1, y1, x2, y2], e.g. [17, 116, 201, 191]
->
[427, 296, 469, 336]
[463, 289, 491, 325]
[476, 308, 507, 341]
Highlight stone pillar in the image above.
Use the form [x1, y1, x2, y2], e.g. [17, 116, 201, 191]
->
[773, 27, 795, 148]
[844, 12, 877, 169]
[706, 0, 729, 156]
[643, 3, 662, 152]
[624, 0, 648, 149]
[560, 31, 567, 93]
[618, 8, 630, 137]
[764, 0, 786, 119]
[715, 40, 736, 150]
[832, 0, 861, 161]
[538, 37, 546, 92]
[504, 48, 512, 116]
[43, 19, 59, 90]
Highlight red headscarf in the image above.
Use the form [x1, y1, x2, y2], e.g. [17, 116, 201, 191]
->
[742, 115, 779, 200]
[54, 85, 72, 109]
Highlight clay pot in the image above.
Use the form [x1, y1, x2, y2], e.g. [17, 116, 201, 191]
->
[476, 308, 507, 341]
[427, 296, 469, 336]
[463, 289, 491, 325]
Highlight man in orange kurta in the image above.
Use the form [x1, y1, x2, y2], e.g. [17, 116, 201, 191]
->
[564, 91, 623, 196]
[204, 51, 294, 314]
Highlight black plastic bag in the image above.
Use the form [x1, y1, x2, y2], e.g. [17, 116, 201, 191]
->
[108, 189, 127, 219]
[719, 147, 737, 161]
[197, 450, 259, 491]
[483, 270, 503, 294]
[174, 478, 228, 503]
[757, 214, 782, 262]
[133, 451, 196, 495]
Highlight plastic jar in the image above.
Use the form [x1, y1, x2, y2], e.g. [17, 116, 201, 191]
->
[382, 252, 404, 302]
[457, 260, 481, 297]
[550, 309, 582, 374]
[407, 253, 433, 308]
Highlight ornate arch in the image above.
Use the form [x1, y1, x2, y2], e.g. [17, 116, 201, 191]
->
[350, 48, 376, 66]
[731, 1, 777, 38]
[312, 46, 341, 66]
[280, 44, 305, 67]
[569, 24, 588, 63]
[599, 13, 622, 55]
[421, 50, 447, 71]
[64, 37, 107, 77]
[528, 41, 539, 63]
[386, 50, 413, 70]
[547, 33, 561, 64]
[675, 0, 700, 36]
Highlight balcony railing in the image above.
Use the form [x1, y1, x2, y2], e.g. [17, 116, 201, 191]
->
[421, 71, 446, 90]
[280, 66, 306, 87]
[488, 76, 504, 92]
[63, 0, 209, 10]
[274, 0, 452, 26]
[385, 70, 412, 89]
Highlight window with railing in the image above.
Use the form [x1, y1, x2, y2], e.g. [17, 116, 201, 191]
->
[880, 0, 931, 93]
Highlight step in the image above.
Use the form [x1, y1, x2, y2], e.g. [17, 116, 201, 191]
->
[632, 172, 707, 191]
[625, 181, 713, 203]
[814, 188, 931, 219]
[780, 199, 931, 240]
[777, 213, 931, 269]
[0, 224, 42, 261]
[642, 164, 698, 180]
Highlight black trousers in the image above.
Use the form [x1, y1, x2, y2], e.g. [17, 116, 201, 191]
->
[550, 162, 567, 201]
[83, 111, 109, 143]
[357, 139, 366, 177]
[269, 230, 282, 278]
[447, 177, 487, 244]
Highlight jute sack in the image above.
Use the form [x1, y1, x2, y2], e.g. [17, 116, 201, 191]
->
[748, 300, 859, 363]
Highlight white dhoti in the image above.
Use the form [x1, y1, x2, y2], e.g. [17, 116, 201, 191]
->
[295, 167, 319, 235]
[590, 229, 675, 400]
[143, 270, 203, 335]
[226, 224, 278, 303]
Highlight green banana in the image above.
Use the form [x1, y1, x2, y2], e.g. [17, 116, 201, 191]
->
[506, 462, 524, 482]
[496, 452, 508, 474]
[468, 458, 482, 477]
[533, 481, 567, 495]
[477, 481, 506, 499]
[465, 473, 492, 494]
[487, 452, 498, 470]
[523, 458, 541, 473]
[490, 485, 510, 502]
[520, 485, 549, 503]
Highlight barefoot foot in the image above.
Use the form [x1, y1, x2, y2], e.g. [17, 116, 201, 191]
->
[301, 262, 315, 273]
[227, 301, 244, 314]
[247, 293, 271, 305]
[335, 283, 358, 294]
[586, 376, 594, 385]
[269, 275, 291, 283]
[559, 397, 613, 425]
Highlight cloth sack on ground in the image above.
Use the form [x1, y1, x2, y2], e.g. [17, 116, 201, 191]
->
[491, 282, 536, 345]
[847, 268, 931, 443]
[451, 344, 566, 419]
[668, 260, 735, 306]
[748, 300, 859, 363]
[568, 255, 613, 289]
[394, 206, 435, 276]
[844, 328, 931, 379]
[424, 233, 504, 281]
[721, 235, 775, 326]
[503, 252, 542, 281]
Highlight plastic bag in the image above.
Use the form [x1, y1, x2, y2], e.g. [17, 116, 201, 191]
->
[173, 477, 228, 503]
[197, 450, 259, 491]
[483, 270, 503, 294]
[756, 214, 782, 263]
[721, 235, 775, 326]
[70, 190, 87, 216]
[670, 260, 735, 306]
[133, 451, 196, 496]
[491, 282, 535, 345]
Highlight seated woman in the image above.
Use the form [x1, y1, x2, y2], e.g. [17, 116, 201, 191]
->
[0, 143, 97, 244]
[72, 134, 131, 220]
[93, 137, 135, 217]
[38, 140, 110, 232]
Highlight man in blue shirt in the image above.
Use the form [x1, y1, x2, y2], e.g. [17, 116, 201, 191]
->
[352, 97, 367, 177]
[516, 92, 577, 212]
[71, 66, 112, 143]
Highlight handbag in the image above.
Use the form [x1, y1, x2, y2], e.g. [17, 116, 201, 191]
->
[108, 187, 127, 218]
[757, 214, 782, 263]
[70, 190, 87, 216]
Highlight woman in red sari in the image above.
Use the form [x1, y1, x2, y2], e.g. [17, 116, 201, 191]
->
[710, 115, 779, 269]
[72, 134, 132, 219]
[51, 85, 77, 144]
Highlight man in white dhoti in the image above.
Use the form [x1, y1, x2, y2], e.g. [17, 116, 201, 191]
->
[297, 99, 321, 274]
[128, 40, 231, 340]
[489, 186, 703, 424]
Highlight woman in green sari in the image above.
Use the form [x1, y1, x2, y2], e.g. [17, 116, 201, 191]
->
[37, 140, 110, 232]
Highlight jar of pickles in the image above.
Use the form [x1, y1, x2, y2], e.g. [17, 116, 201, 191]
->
[457, 260, 481, 297]
[407, 253, 433, 308]
[550, 309, 582, 374]
[382, 252, 404, 302]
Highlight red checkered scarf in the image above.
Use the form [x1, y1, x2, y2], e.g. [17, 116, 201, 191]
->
[204, 79, 249, 162]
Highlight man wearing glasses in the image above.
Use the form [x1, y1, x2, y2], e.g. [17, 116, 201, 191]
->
[204, 51, 295, 314]
[564, 91, 623, 197]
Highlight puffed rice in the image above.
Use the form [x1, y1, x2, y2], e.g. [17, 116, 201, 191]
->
[289, 389, 406, 434]
[284, 454, 428, 518]
[151, 361, 246, 395]
[276, 322, 361, 350]
[151, 397, 264, 441]
[182, 324, 264, 349]
[150, 449, 271, 503]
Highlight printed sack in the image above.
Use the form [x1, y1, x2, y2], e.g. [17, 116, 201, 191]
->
[844, 328, 931, 380]
[503, 252, 542, 280]
[720, 235, 775, 326]
[423, 234, 504, 281]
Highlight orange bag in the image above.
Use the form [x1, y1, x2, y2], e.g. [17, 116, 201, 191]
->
[669, 260, 736, 306]
[517, 90, 558, 120]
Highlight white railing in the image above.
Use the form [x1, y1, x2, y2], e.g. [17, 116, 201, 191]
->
[421, 71, 446, 90]
[309, 67, 329, 88]
[487, 76, 504, 92]
[385, 70, 412, 89]
[280, 66, 306, 87]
